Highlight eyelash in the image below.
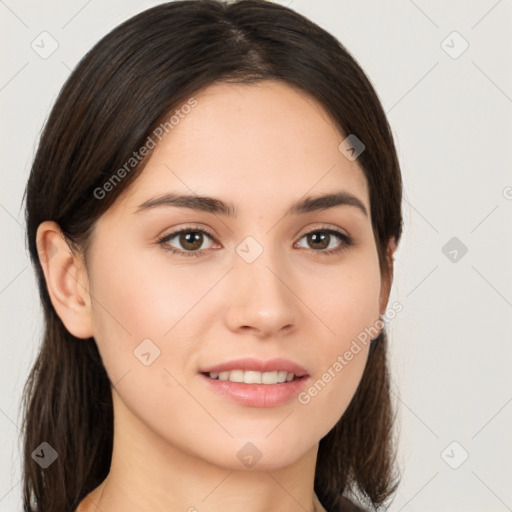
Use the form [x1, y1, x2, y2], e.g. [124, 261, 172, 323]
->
[156, 225, 353, 258]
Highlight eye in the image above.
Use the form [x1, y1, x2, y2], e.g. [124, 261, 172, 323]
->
[157, 226, 353, 258]
[157, 227, 217, 257]
[296, 228, 352, 255]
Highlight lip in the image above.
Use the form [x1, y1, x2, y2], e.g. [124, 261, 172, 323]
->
[199, 373, 311, 408]
[199, 357, 309, 377]
[199, 357, 310, 408]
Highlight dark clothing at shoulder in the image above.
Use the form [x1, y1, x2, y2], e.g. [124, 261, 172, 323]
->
[338, 496, 370, 512]
[315, 491, 370, 512]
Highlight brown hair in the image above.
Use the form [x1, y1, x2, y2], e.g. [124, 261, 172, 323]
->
[22, 1, 403, 510]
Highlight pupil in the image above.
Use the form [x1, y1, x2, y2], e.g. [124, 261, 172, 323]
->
[181, 231, 202, 250]
[309, 232, 328, 250]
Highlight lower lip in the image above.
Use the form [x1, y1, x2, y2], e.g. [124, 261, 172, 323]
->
[199, 373, 310, 408]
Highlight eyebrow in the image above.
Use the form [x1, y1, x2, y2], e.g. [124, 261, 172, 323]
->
[135, 190, 368, 217]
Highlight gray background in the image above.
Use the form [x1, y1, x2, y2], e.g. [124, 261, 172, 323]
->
[1, 0, 511, 510]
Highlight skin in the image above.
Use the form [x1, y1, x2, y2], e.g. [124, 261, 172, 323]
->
[37, 80, 395, 512]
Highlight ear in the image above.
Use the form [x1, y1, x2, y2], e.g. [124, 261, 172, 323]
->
[36, 221, 94, 339]
[379, 236, 397, 315]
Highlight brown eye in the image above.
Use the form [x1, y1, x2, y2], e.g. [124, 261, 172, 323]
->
[296, 228, 352, 254]
[179, 231, 205, 251]
[306, 232, 330, 250]
[158, 228, 215, 256]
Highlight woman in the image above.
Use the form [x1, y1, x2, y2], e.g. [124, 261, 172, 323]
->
[22, 1, 403, 511]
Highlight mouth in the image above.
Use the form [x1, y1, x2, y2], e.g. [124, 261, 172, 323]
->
[199, 370, 311, 408]
[198, 357, 310, 407]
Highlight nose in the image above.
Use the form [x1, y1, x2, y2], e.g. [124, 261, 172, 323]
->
[223, 250, 298, 338]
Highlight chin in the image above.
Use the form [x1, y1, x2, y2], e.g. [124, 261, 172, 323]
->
[199, 436, 314, 471]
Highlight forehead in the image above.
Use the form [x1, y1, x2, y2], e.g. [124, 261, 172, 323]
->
[109, 80, 369, 217]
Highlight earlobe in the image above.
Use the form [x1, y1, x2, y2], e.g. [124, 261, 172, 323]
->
[36, 221, 94, 339]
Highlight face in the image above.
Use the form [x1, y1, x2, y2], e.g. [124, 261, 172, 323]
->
[77, 81, 388, 470]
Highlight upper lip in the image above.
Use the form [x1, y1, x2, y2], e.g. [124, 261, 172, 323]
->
[200, 357, 309, 377]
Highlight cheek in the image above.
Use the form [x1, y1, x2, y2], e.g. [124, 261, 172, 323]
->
[89, 242, 215, 333]
[86, 244, 232, 401]
[86, 246, 198, 379]
[303, 250, 382, 344]
[294, 251, 381, 431]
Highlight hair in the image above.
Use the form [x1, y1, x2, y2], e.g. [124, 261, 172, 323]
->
[21, 1, 403, 511]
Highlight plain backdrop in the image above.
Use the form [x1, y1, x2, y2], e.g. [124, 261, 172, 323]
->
[1, 1, 511, 511]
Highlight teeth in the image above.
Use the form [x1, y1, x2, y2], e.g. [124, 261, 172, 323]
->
[208, 370, 297, 384]
[244, 370, 261, 384]
[277, 370, 288, 383]
[262, 371, 277, 384]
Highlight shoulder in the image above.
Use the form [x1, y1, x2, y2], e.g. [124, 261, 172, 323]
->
[74, 499, 90, 512]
